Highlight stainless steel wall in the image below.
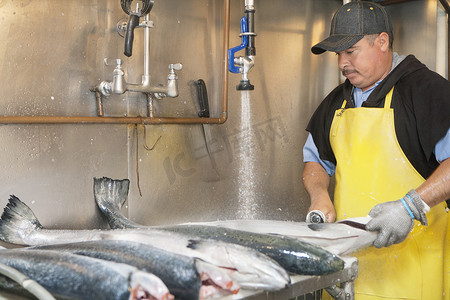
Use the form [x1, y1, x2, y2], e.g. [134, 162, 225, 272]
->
[0, 0, 444, 231]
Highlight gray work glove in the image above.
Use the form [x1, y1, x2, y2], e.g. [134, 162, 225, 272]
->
[366, 190, 429, 248]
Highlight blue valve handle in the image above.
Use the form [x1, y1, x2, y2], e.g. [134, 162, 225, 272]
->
[228, 17, 248, 74]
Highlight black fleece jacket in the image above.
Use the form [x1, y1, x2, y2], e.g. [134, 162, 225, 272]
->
[306, 54, 450, 179]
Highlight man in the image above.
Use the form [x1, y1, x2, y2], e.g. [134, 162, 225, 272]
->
[303, 1, 450, 299]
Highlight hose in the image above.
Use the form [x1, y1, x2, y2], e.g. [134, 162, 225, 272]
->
[0, 262, 56, 300]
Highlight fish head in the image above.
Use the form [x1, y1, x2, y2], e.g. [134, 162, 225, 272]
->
[322, 254, 346, 274]
[195, 260, 240, 297]
[129, 270, 174, 300]
[207, 242, 291, 291]
[188, 239, 290, 291]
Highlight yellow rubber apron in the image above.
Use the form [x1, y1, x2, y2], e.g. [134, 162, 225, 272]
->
[327, 87, 448, 300]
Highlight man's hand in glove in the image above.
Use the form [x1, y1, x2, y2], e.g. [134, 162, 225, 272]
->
[366, 190, 429, 248]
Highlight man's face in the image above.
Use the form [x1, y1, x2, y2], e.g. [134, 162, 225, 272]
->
[336, 35, 389, 91]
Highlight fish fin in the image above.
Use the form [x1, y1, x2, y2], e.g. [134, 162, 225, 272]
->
[94, 177, 130, 211]
[307, 223, 327, 231]
[93, 177, 130, 227]
[187, 239, 202, 250]
[0, 195, 43, 244]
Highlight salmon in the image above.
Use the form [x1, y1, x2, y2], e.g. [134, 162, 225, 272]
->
[0, 248, 173, 300]
[0, 195, 290, 292]
[94, 177, 346, 275]
[28, 240, 238, 299]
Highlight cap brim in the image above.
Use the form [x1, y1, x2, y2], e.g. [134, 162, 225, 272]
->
[311, 34, 365, 55]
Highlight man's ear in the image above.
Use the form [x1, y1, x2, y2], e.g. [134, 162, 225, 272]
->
[378, 32, 390, 51]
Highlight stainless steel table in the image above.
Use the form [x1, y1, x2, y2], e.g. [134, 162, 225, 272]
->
[222, 257, 358, 300]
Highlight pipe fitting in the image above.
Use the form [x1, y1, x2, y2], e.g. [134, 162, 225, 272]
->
[97, 81, 113, 97]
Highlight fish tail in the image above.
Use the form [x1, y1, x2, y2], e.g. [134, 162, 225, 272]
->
[0, 195, 43, 244]
[93, 177, 129, 216]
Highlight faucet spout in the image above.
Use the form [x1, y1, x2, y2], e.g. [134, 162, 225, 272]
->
[125, 63, 182, 98]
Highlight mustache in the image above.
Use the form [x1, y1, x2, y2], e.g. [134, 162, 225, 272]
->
[342, 68, 357, 76]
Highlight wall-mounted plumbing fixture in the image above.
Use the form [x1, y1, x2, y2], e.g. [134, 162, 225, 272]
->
[228, 0, 256, 91]
[0, 0, 231, 125]
[94, 1, 183, 101]
[97, 56, 183, 99]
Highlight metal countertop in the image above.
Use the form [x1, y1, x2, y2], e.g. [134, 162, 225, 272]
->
[222, 257, 358, 300]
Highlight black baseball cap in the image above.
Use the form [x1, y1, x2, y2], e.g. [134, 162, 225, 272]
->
[311, 1, 393, 55]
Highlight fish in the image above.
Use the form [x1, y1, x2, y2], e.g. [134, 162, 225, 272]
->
[0, 248, 173, 300]
[0, 195, 290, 292]
[94, 177, 135, 229]
[184, 217, 377, 256]
[0, 259, 56, 300]
[28, 239, 238, 300]
[94, 177, 375, 256]
[156, 224, 345, 276]
[94, 177, 345, 275]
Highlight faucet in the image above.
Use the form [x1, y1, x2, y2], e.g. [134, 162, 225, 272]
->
[228, 0, 256, 91]
[95, 9, 182, 100]
[97, 58, 182, 99]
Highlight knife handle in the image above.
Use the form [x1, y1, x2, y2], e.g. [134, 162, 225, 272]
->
[195, 79, 210, 118]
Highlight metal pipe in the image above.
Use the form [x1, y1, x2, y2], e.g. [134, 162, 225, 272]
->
[146, 94, 154, 118]
[93, 89, 104, 117]
[144, 14, 151, 80]
[245, 1, 255, 57]
[0, 0, 230, 125]
[0, 115, 226, 124]
[438, 0, 450, 77]
[221, 0, 230, 121]
[245, 0, 254, 9]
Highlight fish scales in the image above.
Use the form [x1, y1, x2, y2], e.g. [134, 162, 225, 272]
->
[0, 195, 290, 292]
[160, 224, 344, 275]
[0, 249, 173, 300]
[94, 177, 345, 276]
[184, 218, 377, 255]
[29, 240, 202, 300]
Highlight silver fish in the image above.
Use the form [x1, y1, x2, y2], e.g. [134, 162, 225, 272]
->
[0, 261, 56, 300]
[28, 240, 238, 300]
[0, 196, 290, 292]
[0, 248, 173, 300]
[94, 177, 345, 275]
[184, 218, 377, 256]
[94, 177, 375, 256]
